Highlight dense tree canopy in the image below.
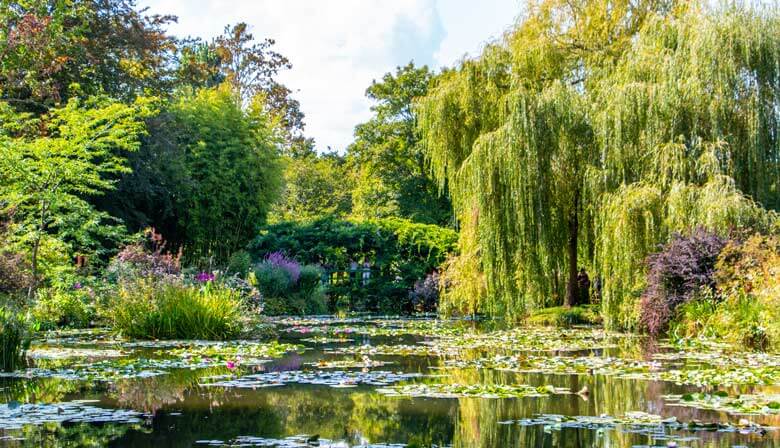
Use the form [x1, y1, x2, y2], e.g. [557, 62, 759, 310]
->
[271, 141, 353, 222]
[348, 62, 452, 226]
[168, 85, 283, 261]
[0, 0, 175, 111]
[418, 0, 780, 327]
[0, 96, 152, 287]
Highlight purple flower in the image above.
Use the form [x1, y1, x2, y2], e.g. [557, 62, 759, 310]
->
[73, 282, 83, 290]
[265, 252, 301, 283]
[195, 272, 216, 283]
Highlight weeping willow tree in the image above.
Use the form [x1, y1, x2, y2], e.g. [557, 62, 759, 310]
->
[418, 0, 780, 327]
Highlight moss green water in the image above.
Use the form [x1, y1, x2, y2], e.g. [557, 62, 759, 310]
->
[1, 317, 780, 447]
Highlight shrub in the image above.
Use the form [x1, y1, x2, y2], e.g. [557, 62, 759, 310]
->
[32, 287, 95, 330]
[664, 233, 780, 350]
[108, 281, 243, 340]
[106, 228, 181, 284]
[254, 261, 326, 315]
[639, 228, 726, 335]
[0, 305, 30, 372]
[409, 272, 441, 312]
[226, 250, 252, 276]
[528, 306, 602, 327]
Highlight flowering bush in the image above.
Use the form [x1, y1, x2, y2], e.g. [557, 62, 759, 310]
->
[639, 228, 726, 335]
[106, 228, 181, 284]
[254, 256, 325, 315]
[264, 252, 301, 283]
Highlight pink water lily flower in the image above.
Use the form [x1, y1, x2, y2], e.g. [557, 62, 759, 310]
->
[226, 361, 236, 369]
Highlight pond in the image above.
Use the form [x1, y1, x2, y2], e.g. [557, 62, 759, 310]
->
[1, 317, 780, 447]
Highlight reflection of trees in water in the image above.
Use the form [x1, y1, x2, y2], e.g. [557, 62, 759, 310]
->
[109, 367, 234, 413]
[0, 377, 93, 404]
[0, 421, 145, 447]
[449, 369, 780, 447]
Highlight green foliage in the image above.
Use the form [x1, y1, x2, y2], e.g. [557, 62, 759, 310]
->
[0, 96, 153, 289]
[254, 262, 326, 315]
[527, 306, 603, 328]
[417, 1, 780, 327]
[168, 85, 283, 261]
[0, 304, 30, 372]
[226, 250, 252, 276]
[31, 288, 95, 330]
[348, 62, 452, 226]
[107, 281, 243, 340]
[249, 216, 457, 313]
[271, 144, 353, 222]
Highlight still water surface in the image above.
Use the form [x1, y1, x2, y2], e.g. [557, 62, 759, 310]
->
[1, 317, 779, 447]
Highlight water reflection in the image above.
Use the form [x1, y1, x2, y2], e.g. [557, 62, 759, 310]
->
[2, 320, 780, 447]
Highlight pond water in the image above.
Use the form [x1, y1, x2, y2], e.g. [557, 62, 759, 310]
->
[1, 317, 780, 447]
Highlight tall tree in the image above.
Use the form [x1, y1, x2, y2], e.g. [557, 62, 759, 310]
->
[170, 85, 283, 261]
[348, 62, 452, 226]
[0, 96, 152, 291]
[271, 140, 353, 222]
[0, 0, 175, 112]
[418, 0, 780, 325]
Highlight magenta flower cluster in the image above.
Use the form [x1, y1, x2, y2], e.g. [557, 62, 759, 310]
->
[265, 252, 301, 283]
[195, 272, 216, 283]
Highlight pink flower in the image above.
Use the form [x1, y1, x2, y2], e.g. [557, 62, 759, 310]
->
[226, 361, 236, 369]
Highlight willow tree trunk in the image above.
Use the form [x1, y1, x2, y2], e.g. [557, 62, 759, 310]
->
[565, 191, 579, 308]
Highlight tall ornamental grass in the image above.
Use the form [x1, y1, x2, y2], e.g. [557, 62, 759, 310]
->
[109, 281, 243, 340]
[0, 306, 30, 372]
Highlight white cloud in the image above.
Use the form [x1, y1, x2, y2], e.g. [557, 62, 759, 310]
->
[139, 0, 518, 152]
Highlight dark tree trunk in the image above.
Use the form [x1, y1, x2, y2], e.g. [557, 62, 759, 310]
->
[565, 190, 580, 308]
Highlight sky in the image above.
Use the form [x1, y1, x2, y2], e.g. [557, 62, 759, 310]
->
[139, 0, 521, 152]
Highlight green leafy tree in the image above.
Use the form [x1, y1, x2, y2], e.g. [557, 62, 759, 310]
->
[177, 23, 304, 135]
[348, 62, 452, 226]
[271, 140, 353, 222]
[0, 96, 153, 292]
[170, 85, 283, 261]
[418, 0, 780, 325]
[0, 0, 174, 111]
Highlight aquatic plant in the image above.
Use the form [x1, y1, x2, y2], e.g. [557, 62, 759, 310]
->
[664, 391, 780, 416]
[0, 305, 30, 372]
[377, 383, 570, 399]
[108, 281, 243, 340]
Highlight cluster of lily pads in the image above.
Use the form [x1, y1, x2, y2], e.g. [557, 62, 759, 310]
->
[161, 341, 303, 366]
[308, 357, 392, 369]
[377, 383, 570, 399]
[664, 391, 780, 415]
[501, 411, 772, 441]
[327, 343, 457, 357]
[199, 370, 423, 389]
[0, 400, 144, 430]
[444, 354, 660, 376]
[196, 435, 410, 447]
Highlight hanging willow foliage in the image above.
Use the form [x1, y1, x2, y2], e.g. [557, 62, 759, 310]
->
[418, 0, 780, 328]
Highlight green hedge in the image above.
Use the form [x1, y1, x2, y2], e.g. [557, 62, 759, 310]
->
[248, 217, 457, 313]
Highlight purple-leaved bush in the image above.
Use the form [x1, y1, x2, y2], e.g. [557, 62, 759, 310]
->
[409, 272, 441, 312]
[265, 252, 301, 284]
[640, 228, 726, 336]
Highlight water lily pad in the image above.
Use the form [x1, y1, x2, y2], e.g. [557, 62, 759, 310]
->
[199, 370, 422, 389]
[377, 383, 570, 399]
[0, 401, 143, 429]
